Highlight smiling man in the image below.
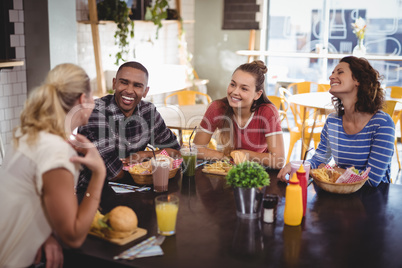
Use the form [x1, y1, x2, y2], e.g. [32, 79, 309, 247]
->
[76, 61, 180, 194]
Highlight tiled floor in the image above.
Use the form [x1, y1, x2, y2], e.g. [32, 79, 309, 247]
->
[282, 129, 402, 185]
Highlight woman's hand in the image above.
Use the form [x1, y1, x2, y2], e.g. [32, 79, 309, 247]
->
[277, 162, 292, 182]
[69, 134, 106, 178]
[34, 235, 63, 268]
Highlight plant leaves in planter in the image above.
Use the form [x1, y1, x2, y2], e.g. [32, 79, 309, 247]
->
[97, 0, 134, 65]
[144, 0, 169, 39]
[226, 161, 270, 188]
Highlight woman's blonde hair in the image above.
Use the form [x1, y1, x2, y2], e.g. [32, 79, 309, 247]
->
[14, 63, 90, 146]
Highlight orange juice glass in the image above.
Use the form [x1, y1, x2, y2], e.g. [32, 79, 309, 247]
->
[155, 194, 179, 236]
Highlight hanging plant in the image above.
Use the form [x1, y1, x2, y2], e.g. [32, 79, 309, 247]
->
[145, 0, 169, 39]
[97, 0, 134, 66]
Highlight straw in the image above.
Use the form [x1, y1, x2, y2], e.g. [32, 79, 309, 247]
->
[303, 148, 313, 164]
[189, 126, 197, 151]
[147, 145, 156, 159]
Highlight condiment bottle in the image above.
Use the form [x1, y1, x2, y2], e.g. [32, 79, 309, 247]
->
[296, 164, 307, 217]
[284, 173, 303, 226]
[263, 194, 278, 224]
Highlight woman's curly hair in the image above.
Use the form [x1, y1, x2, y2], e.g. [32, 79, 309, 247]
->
[332, 56, 385, 116]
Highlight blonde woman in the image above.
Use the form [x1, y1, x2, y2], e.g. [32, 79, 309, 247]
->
[0, 64, 106, 267]
[193, 60, 285, 169]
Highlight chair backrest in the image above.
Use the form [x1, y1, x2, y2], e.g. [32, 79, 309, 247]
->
[386, 86, 402, 99]
[268, 95, 289, 128]
[383, 99, 400, 125]
[164, 90, 212, 105]
[280, 87, 316, 130]
[279, 88, 301, 130]
[317, 84, 331, 92]
[287, 81, 319, 94]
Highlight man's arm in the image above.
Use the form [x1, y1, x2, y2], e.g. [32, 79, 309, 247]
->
[150, 105, 181, 150]
[76, 110, 123, 191]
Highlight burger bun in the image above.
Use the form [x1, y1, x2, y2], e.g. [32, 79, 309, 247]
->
[102, 206, 138, 239]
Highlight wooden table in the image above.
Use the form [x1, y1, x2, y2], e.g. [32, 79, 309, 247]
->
[64, 167, 402, 267]
[156, 104, 208, 145]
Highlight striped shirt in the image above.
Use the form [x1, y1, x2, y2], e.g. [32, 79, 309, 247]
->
[308, 111, 395, 187]
[76, 95, 180, 193]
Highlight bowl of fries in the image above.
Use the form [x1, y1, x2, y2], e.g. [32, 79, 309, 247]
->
[311, 167, 369, 194]
[124, 151, 182, 185]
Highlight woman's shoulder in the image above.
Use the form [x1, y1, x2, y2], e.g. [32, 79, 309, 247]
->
[206, 99, 227, 113]
[371, 110, 394, 125]
[18, 132, 75, 162]
[256, 103, 279, 115]
[210, 99, 227, 108]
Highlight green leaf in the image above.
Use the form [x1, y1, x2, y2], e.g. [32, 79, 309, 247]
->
[226, 161, 270, 188]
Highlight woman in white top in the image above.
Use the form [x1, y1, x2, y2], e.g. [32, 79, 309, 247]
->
[0, 63, 106, 267]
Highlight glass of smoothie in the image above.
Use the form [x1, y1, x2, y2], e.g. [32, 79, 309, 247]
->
[180, 144, 197, 176]
[151, 157, 170, 192]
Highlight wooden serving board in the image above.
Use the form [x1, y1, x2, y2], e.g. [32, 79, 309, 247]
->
[89, 227, 147, 246]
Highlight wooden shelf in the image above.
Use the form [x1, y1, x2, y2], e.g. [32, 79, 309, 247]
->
[77, 19, 194, 25]
[0, 60, 24, 69]
[236, 50, 402, 61]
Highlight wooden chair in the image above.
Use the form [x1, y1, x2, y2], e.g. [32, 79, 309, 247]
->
[268, 95, 290, 130]
[317, 84, 331, 92]
[386, 86, 402, 99]
[286, 81, 319, 94]
[164, 90, 215, 149]
[385, 86, 402, 169]
[280, 88, 322, 163]
[164, 90, 212, 105]
[383, 99, 401, 171]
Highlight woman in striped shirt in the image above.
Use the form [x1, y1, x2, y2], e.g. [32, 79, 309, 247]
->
[278, 56, 395, 187]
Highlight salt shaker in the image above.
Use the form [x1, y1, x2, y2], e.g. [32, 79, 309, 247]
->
[263, 194, 278, 224]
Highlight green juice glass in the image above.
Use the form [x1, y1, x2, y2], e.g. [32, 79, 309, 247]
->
[180, 145, 197, 176]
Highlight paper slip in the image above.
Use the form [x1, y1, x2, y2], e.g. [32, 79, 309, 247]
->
[111, 186, 136, 193]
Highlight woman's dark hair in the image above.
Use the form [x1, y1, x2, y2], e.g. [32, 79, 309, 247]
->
[218, 60, 272, 154]
[332, 56, 385, 116]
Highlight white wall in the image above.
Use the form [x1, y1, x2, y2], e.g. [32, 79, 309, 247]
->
[0, 0, 196, 162]
[76, 0, 195, 99]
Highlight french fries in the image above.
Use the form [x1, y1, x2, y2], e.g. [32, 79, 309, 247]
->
[203, 160, 233, 174]
[128, 154, 173, 175]
[312, 167, 341, 183]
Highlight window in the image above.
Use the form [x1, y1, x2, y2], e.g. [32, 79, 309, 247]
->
[263, 0, 402, 94]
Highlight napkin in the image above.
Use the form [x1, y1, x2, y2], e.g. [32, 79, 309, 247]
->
[335, 167, 370, 184]
[324, 165, 370, 184]
[136, 245, 164, 258]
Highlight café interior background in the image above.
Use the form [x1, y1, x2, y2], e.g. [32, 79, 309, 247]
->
[1, 0, 402, 165]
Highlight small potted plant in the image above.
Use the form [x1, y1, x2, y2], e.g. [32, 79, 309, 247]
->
[226, 161, 270, 219]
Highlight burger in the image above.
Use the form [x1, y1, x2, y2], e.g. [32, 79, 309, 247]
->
[90, 210, 105, 236]
[230, 150, 247, 165]
[99, 206, 138, 239]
